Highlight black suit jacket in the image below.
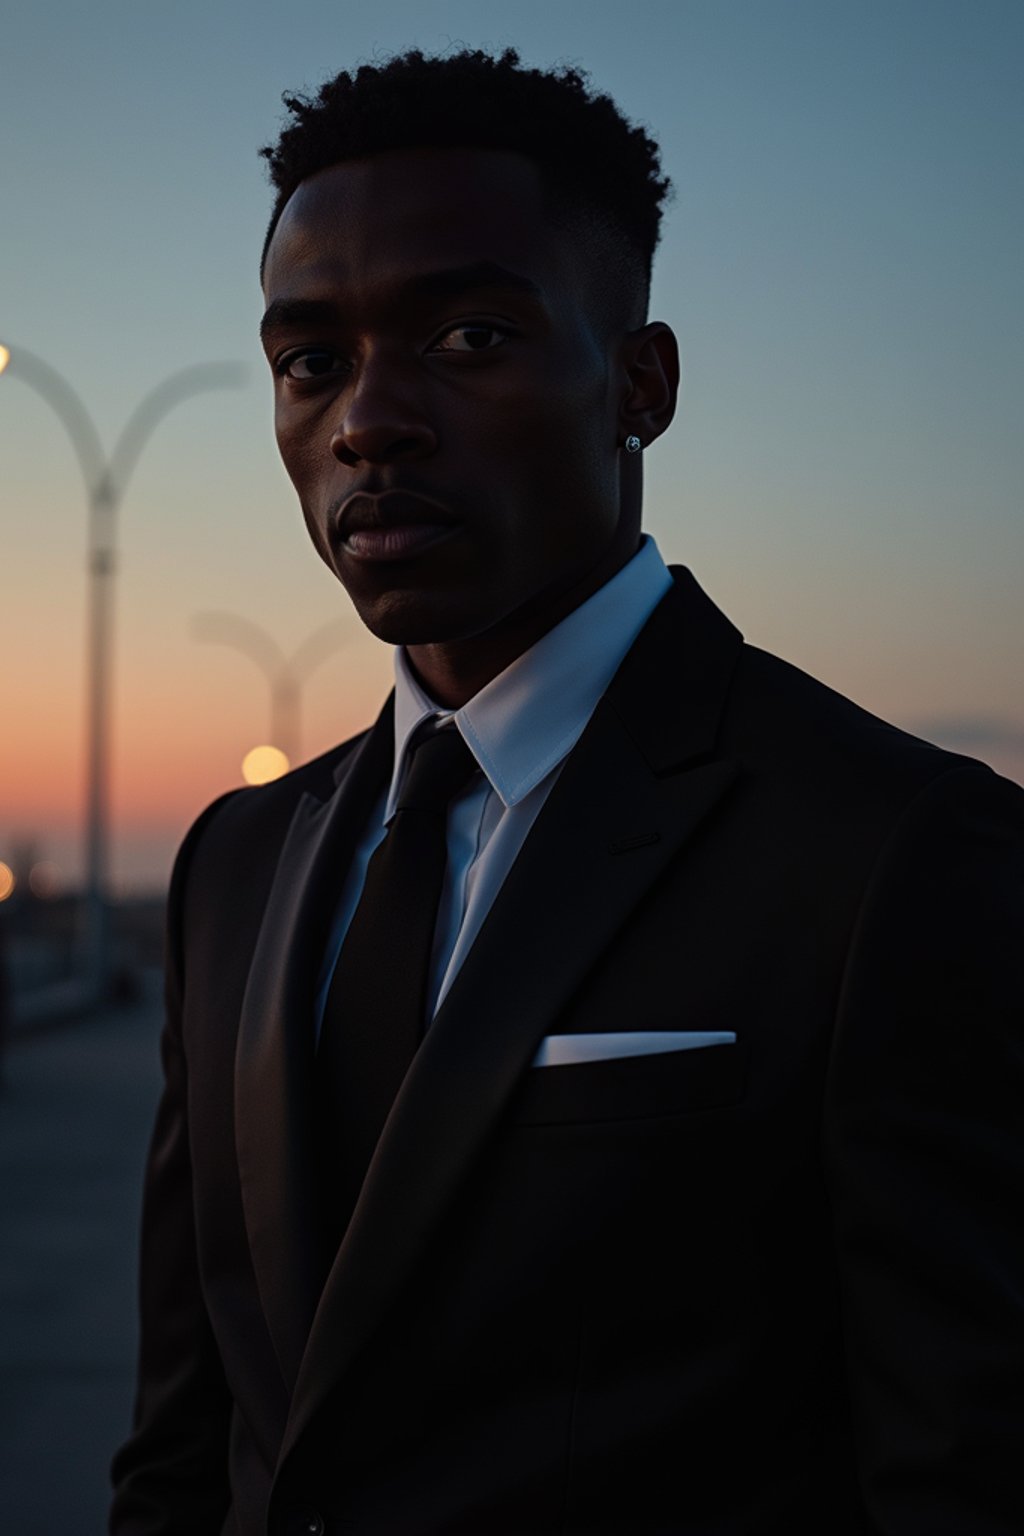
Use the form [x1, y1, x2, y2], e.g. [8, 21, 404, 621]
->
[111, 569, 1024, 1536]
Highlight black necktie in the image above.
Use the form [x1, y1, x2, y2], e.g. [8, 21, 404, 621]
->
[316, 722, 478, 1253]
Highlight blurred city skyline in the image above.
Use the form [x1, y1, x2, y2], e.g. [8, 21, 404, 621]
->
[2, 0, 1022, 892]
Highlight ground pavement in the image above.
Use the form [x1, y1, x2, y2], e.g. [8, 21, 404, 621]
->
[0, 979, 164, 1534]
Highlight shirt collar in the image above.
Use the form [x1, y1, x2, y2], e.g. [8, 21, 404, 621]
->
[388, 535, 673, 819]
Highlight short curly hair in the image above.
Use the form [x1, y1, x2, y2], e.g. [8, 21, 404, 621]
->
[259, 47, 671, 327]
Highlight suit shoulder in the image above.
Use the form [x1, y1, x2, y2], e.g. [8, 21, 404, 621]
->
[172, 726, 372, 884]
[726, 641, 1022, 819]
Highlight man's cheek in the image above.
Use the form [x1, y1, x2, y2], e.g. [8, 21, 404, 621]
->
[299, 503, 333, 565]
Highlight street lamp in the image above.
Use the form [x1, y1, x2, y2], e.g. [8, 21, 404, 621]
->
[1, 342, 246, 1001]
[192, 612, 349, 773]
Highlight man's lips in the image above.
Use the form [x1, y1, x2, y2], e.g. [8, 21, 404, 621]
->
[336, 491, 459, 563]
[343, 524, 456, 561]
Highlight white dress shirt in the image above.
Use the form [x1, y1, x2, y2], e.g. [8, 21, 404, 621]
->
[315, 535, 673, 1033]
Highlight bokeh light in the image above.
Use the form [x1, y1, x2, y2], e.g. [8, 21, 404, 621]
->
[0, 344, 10, 375]
[28, 860, 62, 899]
[241, 744, 290, 785]
[0, 861, 15, 901]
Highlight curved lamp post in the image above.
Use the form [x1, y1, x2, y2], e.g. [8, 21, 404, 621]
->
[0, 343, 246, 1001]
[193, 612, 349, 772]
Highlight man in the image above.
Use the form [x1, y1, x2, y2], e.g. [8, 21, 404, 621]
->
[111, 48, 1024, 1536]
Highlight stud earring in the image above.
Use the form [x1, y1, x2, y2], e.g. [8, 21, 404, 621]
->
[624, 435, 643, 454]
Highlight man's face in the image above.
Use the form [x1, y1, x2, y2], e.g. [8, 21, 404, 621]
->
[261, 148, 638, 675]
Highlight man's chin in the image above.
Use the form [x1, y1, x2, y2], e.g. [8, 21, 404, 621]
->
[343, 585, 483, 649]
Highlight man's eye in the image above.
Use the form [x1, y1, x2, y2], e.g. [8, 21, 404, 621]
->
[431, 325, 507, 354]
[278, 350, 344, 380]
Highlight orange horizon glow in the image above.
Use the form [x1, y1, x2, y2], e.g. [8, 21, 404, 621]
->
[2, 638, 390, 888]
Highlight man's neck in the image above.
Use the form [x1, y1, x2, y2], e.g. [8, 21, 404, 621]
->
[405, 536, 643, 709]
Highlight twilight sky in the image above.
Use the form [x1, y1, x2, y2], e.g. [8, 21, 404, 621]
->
[2, 0, 1022, 891]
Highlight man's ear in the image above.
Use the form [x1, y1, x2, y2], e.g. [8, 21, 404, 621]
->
[618, 323, 680, 447]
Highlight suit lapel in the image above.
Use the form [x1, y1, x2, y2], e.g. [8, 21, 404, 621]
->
[234, 696, 394, 1393]
[281, 568, 744, 1456]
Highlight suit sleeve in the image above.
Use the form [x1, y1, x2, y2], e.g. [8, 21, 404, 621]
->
[826, 764, 1024, 1533]
[109, 796, 239, 1535]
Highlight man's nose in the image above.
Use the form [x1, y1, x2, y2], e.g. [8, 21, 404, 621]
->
[329, 357, 437, 466]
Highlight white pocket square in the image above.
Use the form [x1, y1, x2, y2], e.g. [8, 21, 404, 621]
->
[531, 1030, 737, 1068]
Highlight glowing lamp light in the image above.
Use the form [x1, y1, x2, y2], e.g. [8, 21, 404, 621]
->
[0, 344, 10, 375]
[0, 861, 15, 902]
[242, 744, 290, 785]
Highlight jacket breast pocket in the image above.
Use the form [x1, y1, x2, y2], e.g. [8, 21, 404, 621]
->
[508, 1036, 749, 1126]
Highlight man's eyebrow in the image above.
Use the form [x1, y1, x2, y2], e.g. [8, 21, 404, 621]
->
[404, 261, 544, 303]
[259, 298, 337, 341]
[259, 263, 544, 342]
